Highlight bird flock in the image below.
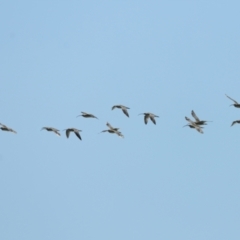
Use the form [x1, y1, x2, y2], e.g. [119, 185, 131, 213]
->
[1, 94, 240, 139]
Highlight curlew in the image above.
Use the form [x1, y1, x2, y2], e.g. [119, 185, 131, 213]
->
[63, 128, 82, 140]
[231, 120, 240, 126]
[99, 122, 124, 138]
[77, 112, 98, 119]
[138, 112, 159, 125]
[191, 110, 212, 125]
[41, 127, 61, 136]
[184, 117, 204, 134]
[112, 105, 130, 117]
[0, 123, 17, 134]
[225, 94, 240, 108]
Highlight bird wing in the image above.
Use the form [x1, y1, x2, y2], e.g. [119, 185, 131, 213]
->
[81, 112, 88, 115]
[0, 123, 7, 128]
[185, 116, 194, 124]
[195, 126, 204, 134]
[150, 116, 156, 124]
[74, 131, 82, 140]
[9, 128, 17, 134]
[112, 105, 117, 110]
[53, 130, 61, 136]
[115, 131, 124, 138]
[226, 94, 239, 104]
[122, 108, 129, 117]
[106, 122, 114, 130]
[144, 115, 149, 124]
[66, 129, 71, 138]
[191, 110, 200, 122]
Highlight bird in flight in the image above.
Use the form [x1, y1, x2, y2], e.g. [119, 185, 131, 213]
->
[64, 128, 82, 140]
[99, 122, 124, 138]
[138, 112, 159, 125]
[0, 123, 17, 134]
[225, 94, 240, 108]
[112, 105, 130, 117]
[77, 112, 98, 119]
[41, 127, 61, 136]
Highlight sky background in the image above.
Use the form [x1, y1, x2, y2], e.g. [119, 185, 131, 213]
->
[1, 1, 240, 239]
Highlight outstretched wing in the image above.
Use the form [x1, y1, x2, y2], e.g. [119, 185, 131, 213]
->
[195, 126, 204, 134]
[66, 129, 71, 138]
[191, 110, 200, 122]
[185, 116, 194, 124]
[53, 129, 60, 136]
[74, 131, 82, 140]
[150, 116, 156, 124]
[122, 108, 129, 117]
[106, 122, 114, 130]
[144, 115, 149, 124]
[9, 128, 17, 134]
[0, 123, 7, 128]
[226, 94, 238, 104]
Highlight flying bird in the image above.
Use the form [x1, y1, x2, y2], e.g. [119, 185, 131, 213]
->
[41, 127, 61, 136]
[112, 105, 130, 117]
[191, 110, 212, 125]
[225, 94, 240, 108]
[64, 128, 82, 140]
[77, 112, 98, 119]
[231, 120, 240, 126]
[0, 123, 17, 134]
[138, 112, 159, 125]
[99, 122, 124, 138]
[99, 129, 124, 138]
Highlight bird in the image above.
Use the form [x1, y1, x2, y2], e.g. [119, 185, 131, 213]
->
[231, 120, 240, 126]
[99, 122, 124, 138]
[191, 110, 212, 125]
[0, 123, 17, 134]
[99, 129, 124, 138]
[138, 112, 159, 125]
[184, 117, 204, 134]
[77, 112, 98, 119]
[63, 128, 82, 140]
[41, 127, 61, 136]
[225, 94, 240, 108]
[112, 105, 130, 117]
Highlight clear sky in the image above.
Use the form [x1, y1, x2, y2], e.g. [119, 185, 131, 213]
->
[1, 1, 240, 239]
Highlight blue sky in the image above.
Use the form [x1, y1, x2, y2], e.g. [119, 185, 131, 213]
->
[1, 1, 240, 239]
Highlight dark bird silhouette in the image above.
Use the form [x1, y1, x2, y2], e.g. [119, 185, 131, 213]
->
[0, 123, 17, 134]
[191, 110, 212, 125]
[112, 105, 130, 117]
[64, 128, 82, 140]
[225, 94, 240, 108]
[231, 120, 240, 126]
[41, 127, 60, 136]
[77, 112, 98, 119]
[138, 112, 159, 125]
